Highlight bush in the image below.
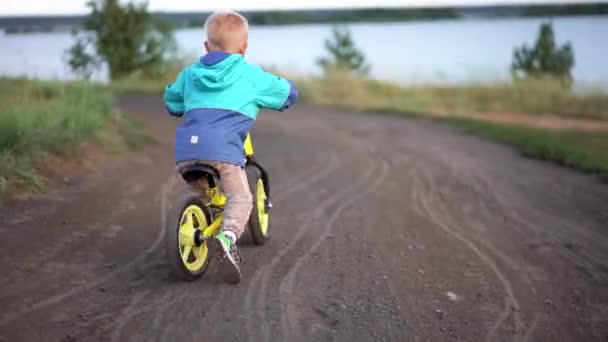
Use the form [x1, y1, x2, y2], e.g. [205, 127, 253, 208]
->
[317, 26, 370, 75]
[67, 0, 175, 80]
[511, 22, 574, 86]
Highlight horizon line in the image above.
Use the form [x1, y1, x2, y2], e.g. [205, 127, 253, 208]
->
[1, 0, 607, 18]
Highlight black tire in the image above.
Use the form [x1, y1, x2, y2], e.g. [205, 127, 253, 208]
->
[246, 166, 271, 245]
[165, 192, 212, 281]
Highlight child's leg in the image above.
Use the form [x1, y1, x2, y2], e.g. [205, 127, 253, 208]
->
[176, 160, 250, 284]
[175, 161, 211, 203]
[210, 162, 253, 240]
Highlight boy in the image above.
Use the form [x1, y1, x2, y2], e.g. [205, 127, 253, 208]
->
[164, 10, 298, 284]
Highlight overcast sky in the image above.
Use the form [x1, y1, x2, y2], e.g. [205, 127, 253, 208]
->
[1, 0, 603, 16]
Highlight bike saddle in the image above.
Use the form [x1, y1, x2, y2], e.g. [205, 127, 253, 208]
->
[180, 164, 220, 187]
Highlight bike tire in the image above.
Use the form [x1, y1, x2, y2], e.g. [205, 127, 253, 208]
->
[165, 192, 212, 281]
[246, 166, 271, 245]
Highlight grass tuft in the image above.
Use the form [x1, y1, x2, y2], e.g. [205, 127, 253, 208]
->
[0, 77, 149, 198]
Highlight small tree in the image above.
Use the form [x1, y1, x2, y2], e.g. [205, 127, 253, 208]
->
[511, 22, 574, 85]
[317, 26, 370, 75]
[67, 0, 175, 80]
[65, 30, 99, 80]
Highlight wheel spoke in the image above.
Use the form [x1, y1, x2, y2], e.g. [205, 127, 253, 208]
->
[189, 213, 196, 229]
[179, 230, 191, 246]
[183, 213, 194, 230]
[182, 245, 192, 262]
[192, 245, 201, 259]
[179, 212, 196, 246]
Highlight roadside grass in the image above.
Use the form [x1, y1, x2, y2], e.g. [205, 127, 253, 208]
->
[109, 57, 187, 93]
[110, 77, 168, 93]
[0, 77, 149, 198]
[442, 117, 608, 176]
[296, 70, 608, 120]
[108, 58, 608, 121]
[297, 71, 608, 177]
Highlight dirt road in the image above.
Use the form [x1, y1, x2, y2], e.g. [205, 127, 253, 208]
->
[1, 93, 607, 342]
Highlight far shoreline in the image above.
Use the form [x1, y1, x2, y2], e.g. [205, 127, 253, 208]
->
[1, 3, 607, 34]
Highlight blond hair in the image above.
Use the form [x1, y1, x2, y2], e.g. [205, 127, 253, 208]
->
[204, 10, 249, 52]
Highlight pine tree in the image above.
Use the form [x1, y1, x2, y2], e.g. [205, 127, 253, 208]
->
[317, 26, 370, 75]
[511, 22, 574, 85]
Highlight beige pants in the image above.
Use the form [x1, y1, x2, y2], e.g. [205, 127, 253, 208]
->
[177, 161, 253, 239]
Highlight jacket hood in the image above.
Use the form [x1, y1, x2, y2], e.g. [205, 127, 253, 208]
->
[190, 52, 247, 90]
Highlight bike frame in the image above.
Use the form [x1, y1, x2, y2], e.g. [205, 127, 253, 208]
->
[196, 133, 271, 240]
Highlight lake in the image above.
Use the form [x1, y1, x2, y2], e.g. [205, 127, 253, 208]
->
[1, 16, 606, 86]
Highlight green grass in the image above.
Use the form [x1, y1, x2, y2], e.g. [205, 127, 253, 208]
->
[297, 70, 608, 120]
[443, 117, 608, 176]
[0, 77, 148, 197]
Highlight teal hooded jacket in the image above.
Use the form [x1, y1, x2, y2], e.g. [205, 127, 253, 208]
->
[164, 52, 298, 166]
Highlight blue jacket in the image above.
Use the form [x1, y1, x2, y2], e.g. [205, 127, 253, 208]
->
[164, 51, 298, 166]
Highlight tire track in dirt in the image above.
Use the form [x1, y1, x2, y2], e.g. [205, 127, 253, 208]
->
[226, 148, 341, 339]
[8, 103, 323, 327]
[522, 315, 540, 342]
[250, 158, 374, 341]
[471, 171, 608, 281]
[431, 167, 527, 337]
[237, 126, 351, 339]
[0, 185, 144, 298]
[85, 145, 337, 340]
[110, 290, 149, 342]
[246, 136, 380, 341]
[0, 174, 180, 327]
[0, 101, 337, 340]
[118, 158, 337, 340]
[279, 157, 390, 338]
[460, 174, 542, 339]
[389, 132, 608, 341]
[474, 167, 606, 275]
[415, 133, 608, 284]
[141, 122, 345, 340]
[156, 291, 193, 342]
[1, 112, 327, 338]
[80, 288, 191, 342]
[471, 172, 606, 283]
[410, 166, 524, 342]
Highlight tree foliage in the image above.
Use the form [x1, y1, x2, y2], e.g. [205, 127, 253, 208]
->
[317, 26, 370, 75]
[511, 22, 574, 84]
[65, 30, 99, 80]
[66, 0, 175, 80]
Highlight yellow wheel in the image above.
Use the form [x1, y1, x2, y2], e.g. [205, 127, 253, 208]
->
[165, 193, 211, 281]
[246, 166, 271, 245]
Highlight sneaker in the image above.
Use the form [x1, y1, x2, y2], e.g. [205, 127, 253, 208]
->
[208, 231, 241, 284]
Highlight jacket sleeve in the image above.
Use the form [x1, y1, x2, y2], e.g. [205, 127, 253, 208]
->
[164, 70, 186, 116]
[253, 68, 298, 111]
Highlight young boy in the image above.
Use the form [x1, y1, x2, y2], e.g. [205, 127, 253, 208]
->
[164, 10, 298, 284]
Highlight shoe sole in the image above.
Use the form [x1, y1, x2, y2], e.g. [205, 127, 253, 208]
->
[208, 237, 241, 285]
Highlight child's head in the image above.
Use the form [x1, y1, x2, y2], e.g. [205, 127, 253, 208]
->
[204, 10, 249, 55]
